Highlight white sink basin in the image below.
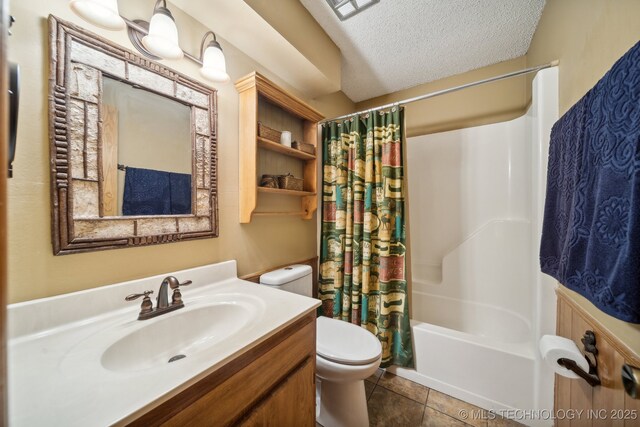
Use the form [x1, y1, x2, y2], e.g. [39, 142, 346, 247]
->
[59, 292, 265, 375]
[101, 302, 254, 372]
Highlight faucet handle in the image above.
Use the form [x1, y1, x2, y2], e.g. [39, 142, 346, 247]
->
[125, 290, 154, 315]
[170, 280, 191, 306]
[177, 279, 192, 288]
[125, 290, 153, 301]
[168, 278, 192, 290]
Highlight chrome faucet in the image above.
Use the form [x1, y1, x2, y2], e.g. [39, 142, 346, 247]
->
[126, 276, 192, 320]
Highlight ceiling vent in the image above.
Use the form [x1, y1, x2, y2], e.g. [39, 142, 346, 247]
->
[325, 0, 380, 21]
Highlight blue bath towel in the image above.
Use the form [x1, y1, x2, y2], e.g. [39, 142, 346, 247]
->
[123, 167, 171, 215]
[169, 172, 192, 214]
[540, 41, 640, 323]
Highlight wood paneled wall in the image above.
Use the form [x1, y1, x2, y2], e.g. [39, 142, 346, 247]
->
[555, 290, 640, 426]
[257, 96, 305, 182]
[258, 96, 305, 145]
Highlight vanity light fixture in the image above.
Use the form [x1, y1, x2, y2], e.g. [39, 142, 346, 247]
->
[199, 31, 230, 83]
[141, 0, 183, 60]
[68, 0, 125, 30]
[69, 0, 231, 83]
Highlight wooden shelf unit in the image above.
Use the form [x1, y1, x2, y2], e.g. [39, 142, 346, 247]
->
[235, 72, 324, 223]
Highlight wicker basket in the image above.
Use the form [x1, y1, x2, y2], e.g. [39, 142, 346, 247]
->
[258, 122, 282, 142]
[259, 174, 279, 188]
[292, 141, 315, 155]
[278, 174, 303, 191]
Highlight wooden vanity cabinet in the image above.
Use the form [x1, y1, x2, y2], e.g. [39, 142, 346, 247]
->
[128, 312, 316, 427]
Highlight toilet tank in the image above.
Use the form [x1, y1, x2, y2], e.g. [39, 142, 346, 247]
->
[259, 264, 313, 297]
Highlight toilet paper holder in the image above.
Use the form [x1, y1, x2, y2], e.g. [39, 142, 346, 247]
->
[622, 364, 640, 399]
[557, 331, 601, 387]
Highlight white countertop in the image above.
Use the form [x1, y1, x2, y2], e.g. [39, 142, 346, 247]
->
[8, 261, 320, 426]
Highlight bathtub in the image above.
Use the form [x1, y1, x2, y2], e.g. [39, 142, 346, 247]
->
[388, 292, 536, 412]
[398, 68, 559, 426]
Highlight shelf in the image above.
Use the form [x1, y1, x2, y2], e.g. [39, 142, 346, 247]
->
[257, 137, 316, 160]
[236, 72, 324, 223]
[258, 187, 316, 197]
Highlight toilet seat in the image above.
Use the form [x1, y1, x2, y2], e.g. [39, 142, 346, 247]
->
[316, 317, 382, 366]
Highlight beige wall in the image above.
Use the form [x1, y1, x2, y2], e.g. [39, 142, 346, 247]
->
[7, 1, 341, 303]
[526, 0, 640, 115]
[310, 90, 355, 120]
[526, 0, 640, 356]
[242, 0, 355, 118]
[355, 57, 529, 137]
[245, 0, 342, 89]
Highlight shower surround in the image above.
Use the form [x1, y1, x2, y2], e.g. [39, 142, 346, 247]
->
[390, 68, 559, 426]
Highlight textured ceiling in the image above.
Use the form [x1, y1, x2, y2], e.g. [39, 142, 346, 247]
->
[300, 0, 546, 102]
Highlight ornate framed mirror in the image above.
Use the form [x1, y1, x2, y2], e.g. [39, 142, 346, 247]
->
[48, 16, 218, 255]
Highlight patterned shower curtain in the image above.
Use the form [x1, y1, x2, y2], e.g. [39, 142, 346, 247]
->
[319, 108, 413, 368]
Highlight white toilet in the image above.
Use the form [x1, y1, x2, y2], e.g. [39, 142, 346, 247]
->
[260, 265, 382, 427]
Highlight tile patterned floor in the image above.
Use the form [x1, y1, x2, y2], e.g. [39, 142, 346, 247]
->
[317, 369, 524, 427]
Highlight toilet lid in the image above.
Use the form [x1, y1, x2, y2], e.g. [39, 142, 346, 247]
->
[316, 317, 382, 366]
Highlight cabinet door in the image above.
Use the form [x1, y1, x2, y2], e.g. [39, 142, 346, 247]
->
[240, 358, 315, 427]
[130, 315, 316, 427]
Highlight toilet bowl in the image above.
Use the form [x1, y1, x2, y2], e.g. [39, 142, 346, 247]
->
[260, 265, 382, 427]
[315, 316, 382, 427]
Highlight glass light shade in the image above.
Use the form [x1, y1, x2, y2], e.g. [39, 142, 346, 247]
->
[200, 43, 230, 83]
[142, 12, 183, 60]
[69, 0, 125, 30]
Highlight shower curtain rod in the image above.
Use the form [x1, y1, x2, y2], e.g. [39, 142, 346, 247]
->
[320, 60, 559, 124]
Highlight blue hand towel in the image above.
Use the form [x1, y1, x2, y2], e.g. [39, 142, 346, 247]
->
[122, 167, 171, 215]
[540, 41, 640, 323]
[169, 172, 192, 214]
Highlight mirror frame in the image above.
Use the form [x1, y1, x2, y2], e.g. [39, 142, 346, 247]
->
[48, 16, 218, 255]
